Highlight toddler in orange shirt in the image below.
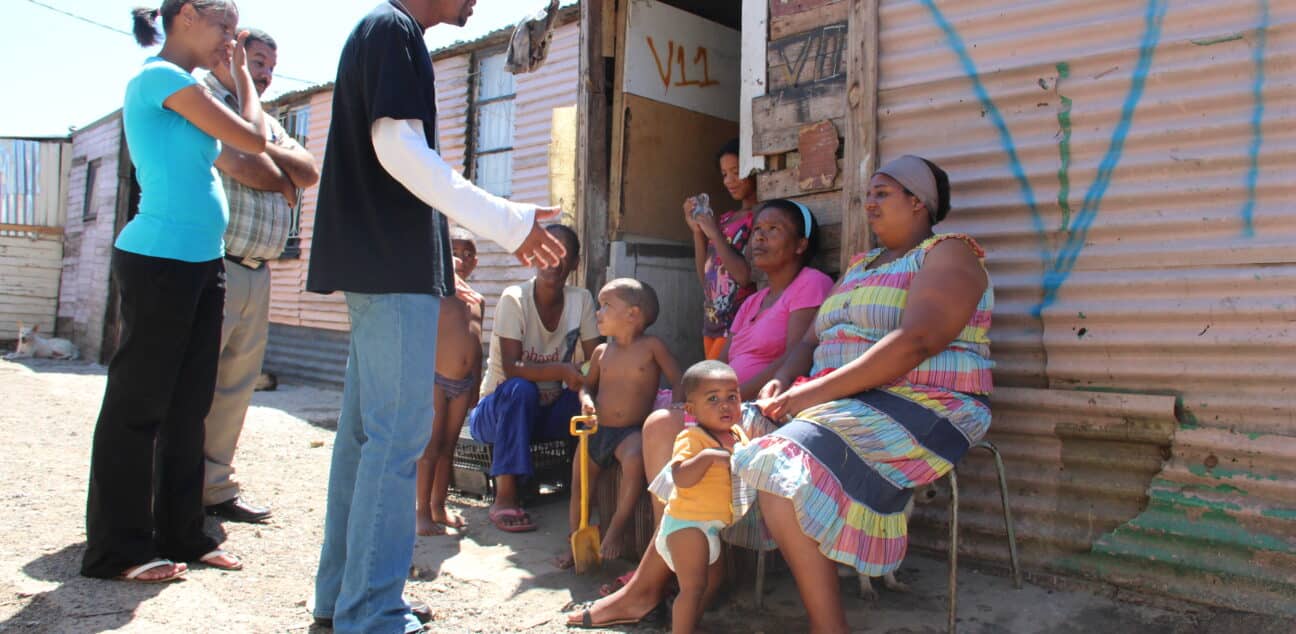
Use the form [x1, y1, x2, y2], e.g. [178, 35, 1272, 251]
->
[655, 360, 744, 634]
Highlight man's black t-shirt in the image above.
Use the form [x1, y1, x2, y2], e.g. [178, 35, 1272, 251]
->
[306, 1, 454, 296]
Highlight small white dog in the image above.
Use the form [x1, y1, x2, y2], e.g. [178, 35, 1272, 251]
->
[851, 483, 941, 600]
[5, 322, 79, 360]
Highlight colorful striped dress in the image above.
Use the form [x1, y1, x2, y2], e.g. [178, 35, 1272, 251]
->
[732, 233, 994, 576]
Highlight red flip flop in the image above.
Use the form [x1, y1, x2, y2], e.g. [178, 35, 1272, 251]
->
[598, 571, 635, 596]
[489, 507, 537, 533]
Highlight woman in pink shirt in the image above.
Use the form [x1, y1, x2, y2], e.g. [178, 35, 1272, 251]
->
[566, 198, 831, 628]
[722, 199, 834, 399]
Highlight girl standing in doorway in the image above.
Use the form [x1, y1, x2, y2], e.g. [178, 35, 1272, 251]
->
[684, 139, 757, 360]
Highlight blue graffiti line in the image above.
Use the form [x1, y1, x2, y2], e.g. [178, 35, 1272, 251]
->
[918, 0, 1049, 266]
[1036, 0, 1168, 316]
[1240, 0, 1269, 238]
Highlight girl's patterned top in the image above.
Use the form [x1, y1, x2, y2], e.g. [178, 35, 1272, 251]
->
[702, 210, 755, 337]
[810, 233, 994, 395]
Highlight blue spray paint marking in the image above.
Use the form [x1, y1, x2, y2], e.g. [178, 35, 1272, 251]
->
[1035, 0, 1168, 315]
[918, 0, 1049, 266]
[1239, 0, 1269, 237]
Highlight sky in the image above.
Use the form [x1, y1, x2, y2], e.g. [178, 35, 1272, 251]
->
[0, 0, 564, 137]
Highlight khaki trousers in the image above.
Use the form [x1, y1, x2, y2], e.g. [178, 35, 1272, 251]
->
[202, 261, 271, 505]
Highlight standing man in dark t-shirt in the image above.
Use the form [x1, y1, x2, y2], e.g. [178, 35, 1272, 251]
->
[307, 2, 565, 632]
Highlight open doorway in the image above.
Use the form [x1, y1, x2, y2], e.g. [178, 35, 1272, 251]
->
[605, 0, 744, 369]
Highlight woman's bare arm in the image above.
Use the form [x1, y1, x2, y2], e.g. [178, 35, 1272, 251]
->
[761, 240, 987, 420]
[738, 307, 816, 400]
[165, 85, 266, 154]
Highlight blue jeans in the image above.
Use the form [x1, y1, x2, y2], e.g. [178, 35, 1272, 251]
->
[314, 293, 439, 634]
[469, 378, 578, 478]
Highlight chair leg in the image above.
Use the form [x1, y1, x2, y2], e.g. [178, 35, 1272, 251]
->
[755, 549, 767, 609]
[976, 440, 1023, 589]
[947, 469, 959, 634]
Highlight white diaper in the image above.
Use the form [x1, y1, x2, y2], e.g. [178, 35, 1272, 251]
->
[655, 515, 727, 572]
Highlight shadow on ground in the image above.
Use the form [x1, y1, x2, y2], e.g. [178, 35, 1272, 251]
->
[1, 543, 165, 633]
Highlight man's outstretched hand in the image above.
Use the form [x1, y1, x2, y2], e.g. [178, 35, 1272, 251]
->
[512, 206, 566, 268]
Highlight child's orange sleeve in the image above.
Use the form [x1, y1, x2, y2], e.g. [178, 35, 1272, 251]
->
[669, 429, 705, 466]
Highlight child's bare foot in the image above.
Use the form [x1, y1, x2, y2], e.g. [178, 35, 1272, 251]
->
[554, 551, 575, 570]
[416, 511, 446, 536]
[600, 525, 626, 561]
[431, 505, 467, 530]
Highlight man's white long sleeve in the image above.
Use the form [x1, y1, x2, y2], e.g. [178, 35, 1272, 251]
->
[372, 117, 536, 253]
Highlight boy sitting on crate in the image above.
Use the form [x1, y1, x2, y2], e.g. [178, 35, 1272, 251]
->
[416, 227, 484, 535]
[468, 225, 601, 533]
[558, 278, 682, 566]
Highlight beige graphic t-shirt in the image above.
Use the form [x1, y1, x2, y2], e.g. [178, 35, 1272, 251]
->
[480, 279, 599, 405]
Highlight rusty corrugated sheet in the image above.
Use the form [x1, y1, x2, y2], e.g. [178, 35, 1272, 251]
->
[875, 0, 1295, 614]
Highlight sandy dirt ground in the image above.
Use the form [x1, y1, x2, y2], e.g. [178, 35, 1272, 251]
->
[1, 358, 1292, 634]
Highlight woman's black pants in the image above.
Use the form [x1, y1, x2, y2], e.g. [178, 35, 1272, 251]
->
[81, 248, 224, 577]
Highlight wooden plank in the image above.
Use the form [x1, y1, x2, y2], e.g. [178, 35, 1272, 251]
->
[0, 294, 60, 309]
[751, 79, 845, 155]
[757, 159, 844, 200]
[607, 0, 630, 238]
[816, 221, 843, 276]
[619, 95, 738, 243]
[770, 1, 848, 39]
[765, 21, 848, 92]
[753, 115, 843, 156]
[0, 223, 63, 236]
[770, 0, 846, 19]
[788, 189, 843, 226]
[839, 0, 878, 271]
[739, 0, 768, 177]
[578, 0, 612, 294]
[600, 0, 616, 58]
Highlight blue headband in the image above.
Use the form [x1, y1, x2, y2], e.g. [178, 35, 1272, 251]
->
[789, 201, 814, 238]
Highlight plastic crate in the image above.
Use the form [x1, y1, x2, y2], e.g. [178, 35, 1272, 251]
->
[451, 425, 572, 499]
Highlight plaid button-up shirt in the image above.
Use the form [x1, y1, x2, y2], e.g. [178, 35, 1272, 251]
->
[203, 73, 295, 261]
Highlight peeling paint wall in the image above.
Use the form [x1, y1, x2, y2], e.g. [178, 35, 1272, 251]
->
[56, 115, 121, 361]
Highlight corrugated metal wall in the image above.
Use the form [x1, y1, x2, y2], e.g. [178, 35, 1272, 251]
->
[267, 90, 339, 333]
[1, 138, 68, 341]
[264, 23, 581, 384]
[263, 322, 349, 389]
[873, 0, 1295, 614]
[0, 138, 66, 230]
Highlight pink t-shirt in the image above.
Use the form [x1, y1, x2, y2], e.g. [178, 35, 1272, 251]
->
[727, 266, 834, 385]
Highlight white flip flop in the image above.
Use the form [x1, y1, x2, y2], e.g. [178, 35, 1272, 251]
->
[199, 549, 244, 571]
[118, 559, 186, 584]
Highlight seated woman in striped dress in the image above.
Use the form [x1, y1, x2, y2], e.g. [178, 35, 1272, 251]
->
[736, 154, 994, 633]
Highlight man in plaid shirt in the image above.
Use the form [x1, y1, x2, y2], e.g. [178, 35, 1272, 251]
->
[201, 29, 319, 524]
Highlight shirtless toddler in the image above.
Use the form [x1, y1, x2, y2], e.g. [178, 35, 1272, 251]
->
[416, 230, 485, 535]
[566, 278, 682, 563]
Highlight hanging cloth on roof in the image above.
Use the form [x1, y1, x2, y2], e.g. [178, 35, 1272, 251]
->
[505, 0, 562, 74]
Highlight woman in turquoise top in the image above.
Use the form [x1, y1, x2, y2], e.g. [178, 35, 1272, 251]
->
[81, 0, 271, 584]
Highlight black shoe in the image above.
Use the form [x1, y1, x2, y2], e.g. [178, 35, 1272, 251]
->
[205, 497, 272, 523]
[313, 600, 432, 629]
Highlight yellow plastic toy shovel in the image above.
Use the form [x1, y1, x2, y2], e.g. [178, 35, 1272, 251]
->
[569, 414, 601, 574]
